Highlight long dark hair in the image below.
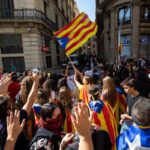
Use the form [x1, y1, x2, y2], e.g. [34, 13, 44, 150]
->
[102, 76, 117, 108]
[0, 95, 13, 120]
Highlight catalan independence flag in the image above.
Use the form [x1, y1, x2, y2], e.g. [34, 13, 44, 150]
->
[63, 109, 74, 133]
[101, 91, 126, 130]
[117, 125, 150, 149]
[89, 100, 118, 150]
[54, 12, 98, 56]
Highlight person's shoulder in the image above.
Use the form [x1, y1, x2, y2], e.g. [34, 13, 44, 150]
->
[29, 127, 61, 150]
[117, 126, 136, 150]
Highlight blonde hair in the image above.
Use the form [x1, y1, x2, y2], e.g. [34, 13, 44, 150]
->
[102, 76, 117, 107]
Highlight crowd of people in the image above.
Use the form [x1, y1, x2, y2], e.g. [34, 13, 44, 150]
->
[0, 56, 150, 150]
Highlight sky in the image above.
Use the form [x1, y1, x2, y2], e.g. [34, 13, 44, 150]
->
[75, 0, 95, 22]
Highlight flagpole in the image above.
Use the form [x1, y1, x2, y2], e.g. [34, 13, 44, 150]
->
[66, 55, 76, 69]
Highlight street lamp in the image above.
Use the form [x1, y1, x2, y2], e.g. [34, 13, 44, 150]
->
[118, 0, 139, 60]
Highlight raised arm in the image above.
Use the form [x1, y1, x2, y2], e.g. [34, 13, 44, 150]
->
[74, 69, 83, 90]
[22, 73, 39, 116]
[64, 65, 69, 77]
[71, 103, 93, 150]
[72, 65, 83, 80]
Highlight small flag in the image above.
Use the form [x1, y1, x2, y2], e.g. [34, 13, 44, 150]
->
[54, 12, 98, 56]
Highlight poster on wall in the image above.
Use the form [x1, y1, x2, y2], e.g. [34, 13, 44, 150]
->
[140, 35, 148, 45]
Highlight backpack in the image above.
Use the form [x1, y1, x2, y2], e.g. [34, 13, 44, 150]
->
[29, 127, 61, 150]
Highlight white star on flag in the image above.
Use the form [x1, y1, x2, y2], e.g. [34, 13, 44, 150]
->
[58, 39, 63, 46]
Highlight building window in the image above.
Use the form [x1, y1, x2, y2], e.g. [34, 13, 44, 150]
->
[0, 34, 23, 54]
[0, 0, 14, 9]
[120, 34, 131, 57]
[2, 57, 25, 73]
[139, 35, 149, 56]
[46, 56, 52, 68]
[118, 7, 131, 25]
[55, 41, 60, 54]
[140, 5, 150, 22]
[57, 56, 60, 65]
[55, 14, 58, 29]
[44, 36, 51, 53]
[0, 0, 14, 18]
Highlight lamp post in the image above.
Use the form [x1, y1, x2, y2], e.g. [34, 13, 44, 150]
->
[117, 0, 139, 61]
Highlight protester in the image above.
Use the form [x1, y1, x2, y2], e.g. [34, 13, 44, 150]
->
[0, 73, 39, 150]
[120, 77, 142, 133]
[33, 88, 49, 127]
[1, 56, 150, 150]
[10, 64, 16, 73]
[101, 76, 126, 129]
[87, 86, 115, 150]
[15, 76, 35, 140]
[8, 73, 20, 103]
[74, 67, 93, 104]
[71, 103, 94, 150]
[58, 86, 74, 133]
[117, 97, 150, 149]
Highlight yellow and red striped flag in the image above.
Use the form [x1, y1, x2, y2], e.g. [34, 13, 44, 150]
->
[54, 12, 98, 56]
[89, 100, 118, 150]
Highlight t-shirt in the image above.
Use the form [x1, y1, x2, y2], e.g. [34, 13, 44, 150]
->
[8, 82, 20, 102]
[67, 75, 76, 91]
[126, 94, 142, 116]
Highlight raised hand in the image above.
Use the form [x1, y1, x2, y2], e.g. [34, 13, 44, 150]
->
[0, 73, 12, 95]
[4, 110, 25, 150]
[71, 103, 93, 150]
[60, 133, 74, 150]
[71, 103, 92, 138]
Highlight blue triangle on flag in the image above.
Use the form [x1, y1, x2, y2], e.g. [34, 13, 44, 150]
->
[56, 37, 69, 49]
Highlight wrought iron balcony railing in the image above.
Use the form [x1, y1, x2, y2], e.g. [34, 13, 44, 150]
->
[140, 17, 150, 23]
[0, 9, 56, 30]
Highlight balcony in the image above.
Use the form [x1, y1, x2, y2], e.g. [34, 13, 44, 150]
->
[0, 9, 56, 30]
[140, 17, 150, 23]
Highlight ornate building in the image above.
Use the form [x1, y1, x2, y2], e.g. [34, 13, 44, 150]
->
[0, 0, 79, 72]
[96, 0, 150, 62]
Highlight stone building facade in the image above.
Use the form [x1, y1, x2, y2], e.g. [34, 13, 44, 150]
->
[0, 0, 79, 72]
[82, 36, 98, 55]
[96, 0, 150, 62]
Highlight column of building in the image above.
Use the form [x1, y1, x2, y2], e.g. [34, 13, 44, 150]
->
[23, 31, 45, 70]
[110, 8, 117, 62]
[104, 13, 110, 60]
[131, 5, 140, 58]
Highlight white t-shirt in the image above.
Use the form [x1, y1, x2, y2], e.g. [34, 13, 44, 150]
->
[67, 75, 76, 91]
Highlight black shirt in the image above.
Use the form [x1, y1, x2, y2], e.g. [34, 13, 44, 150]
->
[126, 94, 142, 116]
[15, 109, 29, 150]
